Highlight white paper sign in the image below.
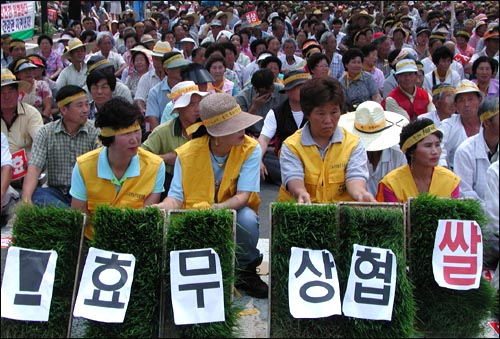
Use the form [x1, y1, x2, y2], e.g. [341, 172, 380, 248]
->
[170, 248, 225, 325]
[288, 247, 341, 319]
[342, 244, 397, 321]
[73, 247, 135, 323]
[432, 219, 483, 290]
[1, 246, 58, 321]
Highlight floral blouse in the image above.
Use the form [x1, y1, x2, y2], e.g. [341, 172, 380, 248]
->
[38, 50, 63, 77]
[19, 80, 52, 114]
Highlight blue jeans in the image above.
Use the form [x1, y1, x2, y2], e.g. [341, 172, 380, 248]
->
[235, 206, 261, 268]
[32, 187, 71, 208]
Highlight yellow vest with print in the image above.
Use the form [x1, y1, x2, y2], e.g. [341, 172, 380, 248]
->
[77, 147, 163, 239]
[175, 135, 260, 213]
[376, 164, 460, 202]
[278, 128, 359, 203]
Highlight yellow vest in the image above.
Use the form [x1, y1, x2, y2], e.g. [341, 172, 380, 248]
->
[77, 147, 163, 239]
[278, 128, 359, 203]
[175, 135, 260, 213]
[376, 164, 460, 202]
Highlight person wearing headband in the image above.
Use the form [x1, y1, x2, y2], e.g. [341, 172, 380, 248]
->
[278, 77, 376, 204]
[21, 85, 100, 208]
[8, 38, 26, 66]
[1, 68, 43, 159]
[376, 118, 460, 203]
[155, 92, 268, 299]
[418, 83, 456, 127]
[454, 97, 499, 204]
[70, 98, 165, 241]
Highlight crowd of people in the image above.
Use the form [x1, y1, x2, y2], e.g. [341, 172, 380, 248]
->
[1, 0, 499, 298]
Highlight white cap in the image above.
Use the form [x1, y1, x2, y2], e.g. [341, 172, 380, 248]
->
[395, 59, 418, 75]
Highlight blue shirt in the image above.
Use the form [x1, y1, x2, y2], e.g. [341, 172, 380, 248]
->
[145, 79, 172, 120]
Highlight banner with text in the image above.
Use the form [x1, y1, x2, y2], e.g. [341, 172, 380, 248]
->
[1, 1, 36, 40]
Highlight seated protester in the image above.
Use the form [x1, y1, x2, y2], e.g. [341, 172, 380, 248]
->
[339, 101, 408, 196]
[483, 160, 499, 270]
[142, 81, 209, 196]
[377, 118, 460, 202]
[439, 80, 483, 170]
[145, 51, 192, 132]
[85, 55, 133, 121]
[56, 38, 92, 91]
[70, 98, 165, 241]
[382, 59, 435, 122]
[93, 31, 127, 79]
[206, 54, 238, 95]
[235, 68, 287, 138]
[124, 44, 153, 98]
[423, 46, 461, 93]
[160, 63, 215, 124]
[307, 53, 331, 79]
[11, 58, 53, 123]
[154, 92, 268, 299]
[361, 43, 385, 95]
[471, 56, 499, 99]
[454, 97, 499, 204]
[278, 77, 376, 204]
[1, 132, 19, 216]
[339, 48, 382, 112]
[418, 83, 456, 127]
[260, 54, 284, 84]
[383, 47, 419, 98]
[21, 85, 100, 207]
[0, 68, 43, 157]
[257, 70, 310, 186]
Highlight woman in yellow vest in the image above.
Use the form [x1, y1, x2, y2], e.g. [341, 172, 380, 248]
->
[155, 92, 269, 299]
[376, 118, 460, 202]
[70, 98, 165, 240]
[278, 77, 376, 203]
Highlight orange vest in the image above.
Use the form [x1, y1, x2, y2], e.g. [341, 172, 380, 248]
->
[77, 147, 163, 239]
[376, 165, 460, 202]
[278, 128, 359, 203]
[175, 135, 260, 213]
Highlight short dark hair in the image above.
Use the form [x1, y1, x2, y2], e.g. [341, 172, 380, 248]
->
[205, 54, 226, 70]
[300, 77, 345, 117]
[431, 46, 454, 67]
[471, 56, 498, 79]
[342, 48, 364, 68]
[250, 38, 267, 56]
[399, 117, 443, 164]
[37, 34, 53, 46]
[251, 68, 275, 89]
[86, 68, 117, 92]
[307, 53, 329, 73]
[260, 55, 282, 70]
[204, 42, 226, 59]
[96, 98, 143, 147]
[220, 41, 237, 56]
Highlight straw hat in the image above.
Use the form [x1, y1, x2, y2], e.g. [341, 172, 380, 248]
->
[454, 79, 483, 97]
[151, 41, 172, 58]
[1, 68, 30, 92]
[214, 10, 233, 22]
[140, 34, 157, 45]
[168, 81, 209, 110]
[185, 10, 200, 25]
[338, 101, 409, 151]
[350, 10, 374, 25]
[187, 93, 262, 137]
[62, 38, 91, 60]
[121, 9, 137, 20]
